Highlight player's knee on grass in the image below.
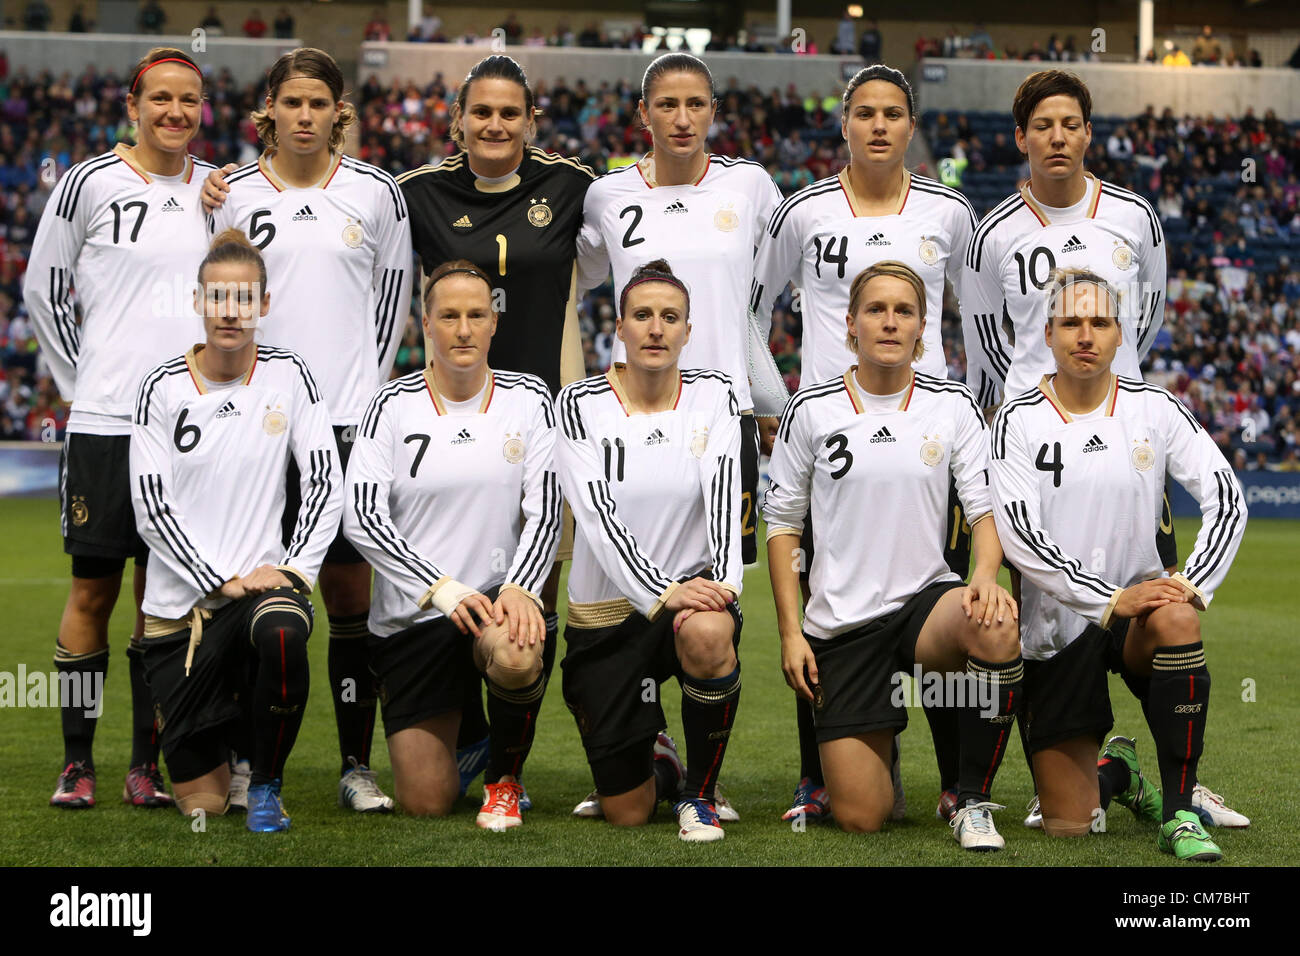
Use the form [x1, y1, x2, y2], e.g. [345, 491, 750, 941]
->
[176, 792, 229, 816]
[396, 779, 458, 817]
[833, 799, 888, 834]
[1042, 815, 1093, 837]
[475, 624, 543, 690]
[599, 783, 656, 827]
[675, 611, 736, 678]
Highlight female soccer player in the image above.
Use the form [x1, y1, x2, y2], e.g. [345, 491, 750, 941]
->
[130, 229, 341, 832]
[575, 53, 782, 819]
[764, 262, 1023, 850]
[25, 47, 217, 810]
[989, 269, 1246, 860]
[342, 260, 561, 829]
[397, 55, 595, 799]
[205, 48, 413, 812]
[749, 65, 978, 824]
[555, 260, 743, 843]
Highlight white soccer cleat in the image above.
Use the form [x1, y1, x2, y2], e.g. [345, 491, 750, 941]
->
[713, 784, 740, 823]
[1024, 794, 1043, 829]
[572, 790, 604, 818]
[675, 798, 725, 843]
[951, 801, 1007, 851]
[228, 757, 251, 812]
[1192, 783, 1250, 828]
[890, 735, 906, 821]
[338, 757, 394, 813]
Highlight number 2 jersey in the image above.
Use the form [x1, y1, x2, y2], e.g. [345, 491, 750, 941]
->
[24, 145, 215, 435]
[576, 155, 782, 412]
[555, 368, 743, 626]
[989, 375, 1246, 660]
[209, 152, 413, 425]
[343, 369, 562, 638]
[961, 173, 1167, 408]
[763, 370, 991, 639]
[130, 345, 342, 619]
[749, 170, 977, 385]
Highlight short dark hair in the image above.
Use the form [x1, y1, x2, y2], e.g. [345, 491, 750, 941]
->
[1012, 69, 1092, 132]
[842, 64, 915, 120]
[451, 55, 537, 148]
[251, 48, 355, 152]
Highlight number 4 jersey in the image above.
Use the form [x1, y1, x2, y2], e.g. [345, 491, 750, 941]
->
[24, 145, 216, 434]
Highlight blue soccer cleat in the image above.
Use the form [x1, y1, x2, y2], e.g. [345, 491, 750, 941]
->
[457, 735, 491, 798]
[247, 780, 291, 833]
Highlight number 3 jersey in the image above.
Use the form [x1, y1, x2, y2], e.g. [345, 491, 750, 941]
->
[130, 346, 342, 619]
[209, 153, 413, 426]
[989, 375, 1247, 660]
[343, 369, 561, 638]
[24, 145, 215, 434]
[763, 371, 991, 639]
[555, 368, 743, 625]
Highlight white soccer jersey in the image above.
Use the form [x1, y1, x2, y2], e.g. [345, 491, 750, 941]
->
[763, 370, 991, 639]
[131, 345, 342, 619]
[209, 153, 413, 426]
[749, 170, 977, 384]
[962, 173, 1167, 408]
[576, 155, 782, 412]
[989, 375, 1246, 660]
[343, 369, 561, 638]
[555, 368, 743, 625]
[24, 145, 214, 435]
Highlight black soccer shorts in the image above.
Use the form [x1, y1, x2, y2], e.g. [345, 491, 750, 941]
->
[1020, 618, 1133, 755]
[741, 413, 759, 565]
[282, 423, 363, 564]
[60, 432, 149, 566]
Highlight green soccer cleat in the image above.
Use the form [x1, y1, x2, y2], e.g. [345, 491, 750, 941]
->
[1102, 735, 1163, 824]
[1158, 810, 1224, 862]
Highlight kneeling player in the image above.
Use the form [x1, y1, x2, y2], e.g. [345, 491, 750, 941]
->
[556, 260, 743, 843]
[989, 270, 1246, 860]
[343, 261, 561, 830]
[130, 230, 342, 832]
[764, 262, 1022, 849]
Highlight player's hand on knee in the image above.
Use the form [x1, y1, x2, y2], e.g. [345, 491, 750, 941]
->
[239, 564, 292, 595]
[672, 607, 696, 635]
[964, 574, 1017, 627]
[494, 588, 544, 647]
[666, 577, 731, 613]
[450, 591, 495, 638]
[219, 576, 247, 600]
[781, 631, 818, 701]
[1114, 579, 1188, 620]
[200, 164, 235, 214]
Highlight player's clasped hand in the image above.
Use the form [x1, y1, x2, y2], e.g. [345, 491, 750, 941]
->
[450, 590, 496, 638]
[665, 577, 732, 614]
[217, 565, 292, 600]
[494, 588, 544, 648]
[780, 631, 819, 702]
[962, 574, 1018, 628]
[1115, 578, 1190, 622]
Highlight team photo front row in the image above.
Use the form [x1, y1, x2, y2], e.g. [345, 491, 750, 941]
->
[125, 233, 1246, 858]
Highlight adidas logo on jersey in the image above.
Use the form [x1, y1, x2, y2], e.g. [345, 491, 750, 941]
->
[215, 401, 240, 419]
[864, 233, 891, 246]
[292, 205, 317, 221]
[451, 428, 475, 445]
[453, 215, 473, 228]
[161, 196, 183, 212]
[1083, 434, 1108, 453]
[644, 428, 669, 445]
[1062, 234, 1087, 253]
[663, 201, 688, 215]
[869, 426, 896, 444]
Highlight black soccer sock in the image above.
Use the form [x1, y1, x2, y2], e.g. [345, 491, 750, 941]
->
[1097, 755, 1130, 809]
[795, 695, 823, 785]
[1017, 711, 1036, 785]
[484, 674, 546, 783]
[327, 613, 376, 774]
[680, 665, 742, 803]
[541, 611, 559, 681]
[1145, 643, 1210, 822]
[956, 656, 1024, 805]
[251, 607, 311, 784]
[923, 697, 961, 792]
[55, 643, 108, 768]
[126, 638, 160, 768]
[455, 677, 490, 749]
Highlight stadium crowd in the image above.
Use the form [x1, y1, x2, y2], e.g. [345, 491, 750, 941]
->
[0, 61, 1296, 468]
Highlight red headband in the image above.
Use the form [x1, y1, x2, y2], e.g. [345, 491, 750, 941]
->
[619, 274, 690, 317]
[132, 58, 203, 93]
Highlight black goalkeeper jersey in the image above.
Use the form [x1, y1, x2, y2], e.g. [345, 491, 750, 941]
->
[399, 147, 595, 395]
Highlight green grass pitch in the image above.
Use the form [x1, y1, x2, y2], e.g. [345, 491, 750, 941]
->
[0, 496, 1295, 866]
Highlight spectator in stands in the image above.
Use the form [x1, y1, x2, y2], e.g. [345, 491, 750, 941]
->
[23, 0, 51, 31]
[988, 131, 1020, 168]
[552, 20, 575, 47]
[1163, 43, 1191, 67]
[418, 4, 442, 42]
[1193, 25, 1223, 65]
[832, 10, 857, 55]
[243, 9, 268, 39]
[859, 19, 882, 62]
[364, 8, 391, 42]
[199, 6, 225, 37]
[1249, 50, 1263, 68]
[498, 13, 523, 45]
[578, 21, 602, 47]
[1107, 123, 1134, 161]
[970, 22, 994, 54]
[68, 3, 89, 32]
[274, 6, 294, 39]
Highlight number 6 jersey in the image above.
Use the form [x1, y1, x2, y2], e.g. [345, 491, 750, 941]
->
[989, 374, 1247, 660]
[130, 345, 342, 619]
